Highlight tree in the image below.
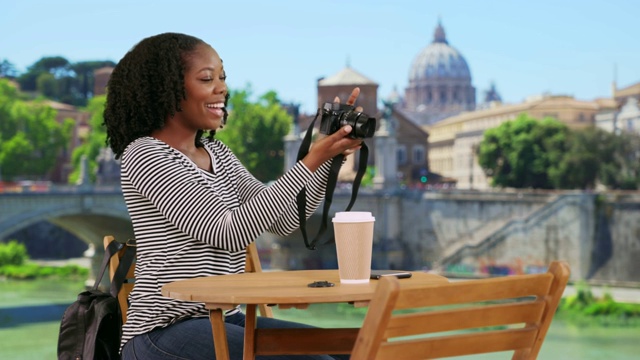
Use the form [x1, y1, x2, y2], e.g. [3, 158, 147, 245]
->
[477, 113, 569, 189]
[16, 56, 115, 106]
[548, 127, 613, 189]
[17, 56, 71, 92]
[0, 79, 73, 181]
[68, 95, 107, 184]
[598, 131, 640, 190]
[36, 72, 58, 99]
[0, 59, 18, 79]
[215, 87, 292, 182]
[70, 61, 116, 101]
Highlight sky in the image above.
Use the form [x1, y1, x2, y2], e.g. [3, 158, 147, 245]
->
[2, 0, 639, 114]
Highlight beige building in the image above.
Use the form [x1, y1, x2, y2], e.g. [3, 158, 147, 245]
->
[596, 81, 640, 134]
[614, 81, 640, 104]
[427, 94, 602, 189]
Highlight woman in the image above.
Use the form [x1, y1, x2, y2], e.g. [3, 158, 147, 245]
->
[103, 32, 363, 359]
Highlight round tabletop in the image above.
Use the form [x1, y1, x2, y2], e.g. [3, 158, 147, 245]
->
[161, 269, 448, 308]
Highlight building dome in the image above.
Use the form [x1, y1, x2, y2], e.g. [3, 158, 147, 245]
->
[402, 20, 476, 126]
[408, 22, 471, 81]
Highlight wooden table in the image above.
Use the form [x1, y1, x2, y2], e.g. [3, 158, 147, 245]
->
[162, 269, 448, 360]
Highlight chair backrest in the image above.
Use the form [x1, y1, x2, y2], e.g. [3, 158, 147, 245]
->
[351, 261, 570, 360]
[103, 236, 273, 324]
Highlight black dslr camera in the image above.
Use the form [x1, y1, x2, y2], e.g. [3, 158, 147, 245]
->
[319, 102, 376, 140]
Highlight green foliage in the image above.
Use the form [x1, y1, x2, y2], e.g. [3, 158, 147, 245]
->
[360, 166, 376, 188]
[478, 113, 640, 190]
[0, 59, 18, 78]
[548, 127, 603, 189]
[0, 240, 29, 266]
[598, 131, 640, 190]
[17, 56, 71, 93]
[477, 114, 569, 189]
[0, 78, 73, 181]
[0, 263, 88, 280]
[0, 240, 88, 280]
[559, 282, 640, 326]
[15, 56, 115, 106]
[215, 86, 292, 182]
[68, 95, 107, 183]
[36, 72, 58, 99]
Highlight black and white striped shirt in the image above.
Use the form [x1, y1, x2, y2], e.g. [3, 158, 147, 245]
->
[119, 136, 331, 349]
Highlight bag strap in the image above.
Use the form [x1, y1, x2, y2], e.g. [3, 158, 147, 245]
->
[91, 238, 136, 298]
[91, 240, 123, 290]
[295, 111, 368, 250]
[109, 241, 136, 298]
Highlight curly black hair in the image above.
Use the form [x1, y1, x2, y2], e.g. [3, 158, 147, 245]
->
[103, 32, 227, 159]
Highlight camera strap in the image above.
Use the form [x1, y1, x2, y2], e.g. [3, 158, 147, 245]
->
[295, 110, 369, 250]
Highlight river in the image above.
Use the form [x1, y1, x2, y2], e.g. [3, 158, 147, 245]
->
[1, 279, 639, 359]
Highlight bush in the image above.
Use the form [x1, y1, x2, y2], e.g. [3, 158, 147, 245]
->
[0, 263, 88, 280]
[0, 240, 29, 266]
[558, 282, 640, 326]
[0, 263, 41, 279]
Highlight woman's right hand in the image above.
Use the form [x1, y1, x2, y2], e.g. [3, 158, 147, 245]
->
[302, 125, 363, 171]
[301, 87, 365, 171]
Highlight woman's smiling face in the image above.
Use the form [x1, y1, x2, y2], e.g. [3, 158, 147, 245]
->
[174, 43, 228, 131]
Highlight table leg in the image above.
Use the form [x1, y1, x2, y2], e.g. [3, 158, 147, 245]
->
[244, 304, 257, 360]
[209, 309, 230, 360]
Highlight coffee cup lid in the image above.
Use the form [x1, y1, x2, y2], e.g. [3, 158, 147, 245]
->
[332, 211, 375, 223]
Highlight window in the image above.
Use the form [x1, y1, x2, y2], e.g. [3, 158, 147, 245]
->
[412, 145, 425, 164]
[440, 90, 447, 104]
[397, 145, 407, 165]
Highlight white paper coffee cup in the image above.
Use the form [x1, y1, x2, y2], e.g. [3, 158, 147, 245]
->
[332, 212, 375, 284]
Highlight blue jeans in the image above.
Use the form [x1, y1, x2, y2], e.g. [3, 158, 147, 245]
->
[121, 312, 350, 360]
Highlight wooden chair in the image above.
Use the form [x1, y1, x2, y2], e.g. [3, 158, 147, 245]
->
[103, 235, 273, 325]
[350, 261, 570, 360]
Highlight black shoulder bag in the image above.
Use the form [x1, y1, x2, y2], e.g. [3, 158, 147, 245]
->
[57, 239, 135, 360]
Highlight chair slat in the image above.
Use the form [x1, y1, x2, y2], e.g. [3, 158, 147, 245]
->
[385, 300, 545, 338]
[395, 274, 553, 309]
[377, 327, 538, 360]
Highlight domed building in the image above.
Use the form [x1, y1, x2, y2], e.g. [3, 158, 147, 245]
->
[403, 20, 476, 126]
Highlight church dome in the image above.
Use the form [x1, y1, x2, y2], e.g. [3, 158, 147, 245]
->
[409, 21, 471, 81]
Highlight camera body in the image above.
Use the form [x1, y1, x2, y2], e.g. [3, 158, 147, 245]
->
[319, 102, 376, 140]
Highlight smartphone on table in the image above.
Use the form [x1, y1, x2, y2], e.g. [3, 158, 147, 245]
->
[370, 270, 412, 279]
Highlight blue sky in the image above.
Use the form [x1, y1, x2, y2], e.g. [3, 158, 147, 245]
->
[2, 0, 639, 114]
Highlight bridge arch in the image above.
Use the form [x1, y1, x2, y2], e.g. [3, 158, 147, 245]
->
[1, 190, 134, 285]
[1, 190, 133, 243]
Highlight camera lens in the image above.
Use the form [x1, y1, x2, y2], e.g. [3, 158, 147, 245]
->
[350, 113, 375, 139]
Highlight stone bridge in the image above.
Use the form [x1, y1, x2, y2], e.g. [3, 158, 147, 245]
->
[2, 185, 640, 284]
